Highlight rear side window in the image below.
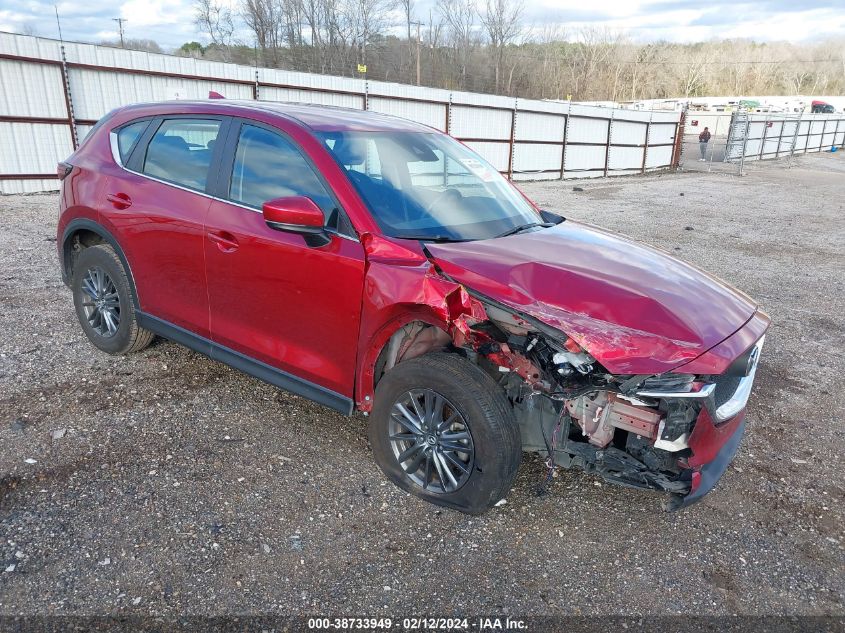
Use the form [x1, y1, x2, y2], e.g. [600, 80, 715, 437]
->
[229, 124, 333, 213]
[116, 121, 149, 163]
[142, 119, 222, 191]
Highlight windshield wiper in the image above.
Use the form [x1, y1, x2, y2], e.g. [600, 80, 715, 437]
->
[494, 222, 555, 239]
[400, 235, 469, 243]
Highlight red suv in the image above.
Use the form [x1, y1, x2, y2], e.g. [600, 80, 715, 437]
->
[57, 101, 769, 514]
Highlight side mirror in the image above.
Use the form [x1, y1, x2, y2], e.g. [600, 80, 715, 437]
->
[262, 196, 325, 234]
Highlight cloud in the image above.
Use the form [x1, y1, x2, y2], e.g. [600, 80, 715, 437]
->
[0, 0, 843, 49]
[0, 0, 199, 47]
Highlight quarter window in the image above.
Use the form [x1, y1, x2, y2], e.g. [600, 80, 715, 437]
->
[115, 120, 149, 163]
[229, 124, 333, 214]
[142, 119, 222, 191]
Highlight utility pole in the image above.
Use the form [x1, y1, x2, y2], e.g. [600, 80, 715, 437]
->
[411, 20, 423, 86]
[112, 18, 127, 47]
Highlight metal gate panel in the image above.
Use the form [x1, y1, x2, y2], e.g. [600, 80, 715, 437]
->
[645, 145, 673, 169]
[514, 112, 565, 142]
[608, 146, 644, 174]
[761, 138, 780, 156]
[258, 86, 361, 109]
[564, 144, 606, 177]
[767, 120, 784, 137]
[0, 60, 66, 118]
[566, 117, 608, 144]
[648, 122, 677, 145]
[809, 119, 826, 134]
[744, 138, 762, 158]
[610, 120, 646, 145]
[69, 68, 251, 120]
[0, 122, 72, 174]
[449, 106, 511, 139]
[513, 142, 562, 174]
[368, 97, 446, 131]
[77, 124, 95, 142]
[462, 141, 510, 172]
[262, 68, 362, 94]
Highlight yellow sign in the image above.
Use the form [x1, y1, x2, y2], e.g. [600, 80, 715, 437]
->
[357, 64, 367, 73]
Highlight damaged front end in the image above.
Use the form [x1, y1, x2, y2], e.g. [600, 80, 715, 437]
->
[439, 290, 766, 510]
[359, 231, 767, 509]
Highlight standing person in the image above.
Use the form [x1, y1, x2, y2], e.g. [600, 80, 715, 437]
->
[699, 127, 711, 161]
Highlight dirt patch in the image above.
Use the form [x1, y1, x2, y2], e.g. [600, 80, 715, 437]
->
[1, 154, 844, 617]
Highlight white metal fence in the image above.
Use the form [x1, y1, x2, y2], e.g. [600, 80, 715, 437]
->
[722, 112, 845, 163]
[0, 32, 683, 194]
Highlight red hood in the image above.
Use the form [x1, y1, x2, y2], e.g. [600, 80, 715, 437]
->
[426, 221, 758, 374]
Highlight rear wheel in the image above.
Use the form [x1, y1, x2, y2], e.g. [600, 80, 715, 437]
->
[369, 352, 521, 514]
[71, 244, 154, 355]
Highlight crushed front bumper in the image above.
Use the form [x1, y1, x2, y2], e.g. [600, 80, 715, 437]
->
[668, 407, 746, 510]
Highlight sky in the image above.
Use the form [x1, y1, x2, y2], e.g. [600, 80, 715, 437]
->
[1, 0, 844, 50]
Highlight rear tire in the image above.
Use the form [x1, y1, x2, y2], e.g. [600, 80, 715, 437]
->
[369, 352, 521, 514]
[71, 244, 154, 355]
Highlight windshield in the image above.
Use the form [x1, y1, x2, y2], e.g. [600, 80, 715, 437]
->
[318, 130, 542, 241]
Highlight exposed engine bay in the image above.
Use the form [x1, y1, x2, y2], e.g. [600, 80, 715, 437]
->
[470, 302, 699, 497]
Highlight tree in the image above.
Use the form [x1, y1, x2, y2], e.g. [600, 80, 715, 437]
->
[99, 38, 163, 53]
[479, 0, 523, 93]
[437, 0, 477, 89]
[178, 41, 207, 58]
[195, 0, 235, 60]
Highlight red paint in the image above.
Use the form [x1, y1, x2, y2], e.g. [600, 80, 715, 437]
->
[263, 196, 325, 228]
[427, 221, 760, 375]
[59, 100, 768, 419]
[204, 198, 365, 394]
[686, 407, 745, 468]
[675, 310, 770, 375]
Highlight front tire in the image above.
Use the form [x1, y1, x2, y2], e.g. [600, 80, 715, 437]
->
[71, 244, 154, 355]
[369, 352, 521, 514]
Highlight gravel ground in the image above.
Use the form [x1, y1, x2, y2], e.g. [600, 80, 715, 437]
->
[0, 152, 843, 618]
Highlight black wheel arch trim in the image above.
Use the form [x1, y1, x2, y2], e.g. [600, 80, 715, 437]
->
[136, 311, 354, 416]
[61, 218, 141, 310]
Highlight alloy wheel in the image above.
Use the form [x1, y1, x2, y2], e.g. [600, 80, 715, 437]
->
[388, 388, 475, 493]
[80, 266, 121, 337]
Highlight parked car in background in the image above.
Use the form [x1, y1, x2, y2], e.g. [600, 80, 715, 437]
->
[811, 100, 835, 113]
[57, 101, 769, 513]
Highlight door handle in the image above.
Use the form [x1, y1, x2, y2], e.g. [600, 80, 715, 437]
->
[207, 230, 239, 253]
[106, 192, 132, 209]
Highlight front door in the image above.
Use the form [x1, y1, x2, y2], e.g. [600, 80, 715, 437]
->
[204, 121, 366, 399]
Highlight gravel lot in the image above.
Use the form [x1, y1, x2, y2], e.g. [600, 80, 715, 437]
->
[1, 152, 843, 618]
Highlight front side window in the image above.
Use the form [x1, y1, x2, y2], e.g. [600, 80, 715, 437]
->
[229, 124, 334, 215]
[142, 119, 222, 191]
[319, 131, 541, 241]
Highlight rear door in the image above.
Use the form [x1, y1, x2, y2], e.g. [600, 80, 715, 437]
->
[104, 115, 229, 338]
[203, 119, 366, 399]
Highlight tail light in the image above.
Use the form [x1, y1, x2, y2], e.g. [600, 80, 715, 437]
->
[57, 162, 73, 180]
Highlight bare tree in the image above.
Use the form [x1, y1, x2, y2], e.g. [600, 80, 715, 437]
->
[195, 0, 235, 59]
[172, 12, 845, 101]
[479, 0, 523, 93]
[437, 0, 477, 89]
[241, 0, 278, 63]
